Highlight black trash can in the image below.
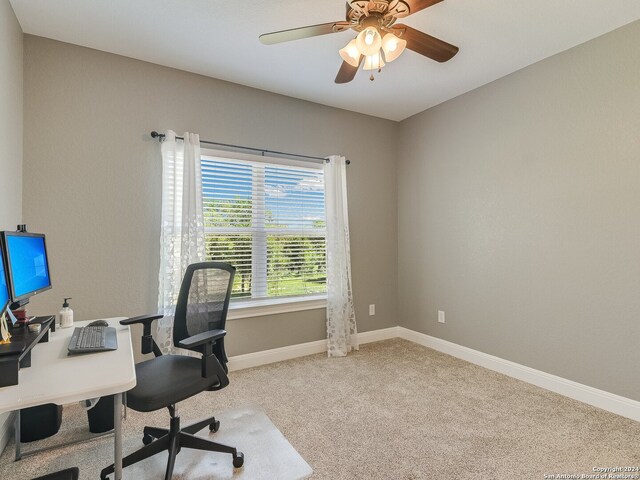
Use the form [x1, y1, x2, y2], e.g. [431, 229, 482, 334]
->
[20, 404, 63, 442]
[86, 395, 114, 433]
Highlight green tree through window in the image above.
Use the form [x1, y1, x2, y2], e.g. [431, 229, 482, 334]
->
[202, 155, 326, 301]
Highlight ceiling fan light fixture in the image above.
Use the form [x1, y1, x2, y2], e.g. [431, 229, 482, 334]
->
[339, 39, 361, 67]
[355, 26, 382, 56]
[381, 33, 407, 62]
[259, 0, 459, 85]
[363, 54, 385, 71]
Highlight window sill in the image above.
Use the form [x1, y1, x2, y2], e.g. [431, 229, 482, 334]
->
[227, 295, 327, 320]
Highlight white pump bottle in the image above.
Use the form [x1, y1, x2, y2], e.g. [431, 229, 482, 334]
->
[59, 297, 74, 328]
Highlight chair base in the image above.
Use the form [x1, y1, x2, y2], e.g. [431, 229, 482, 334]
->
[100, 409, 244, 480]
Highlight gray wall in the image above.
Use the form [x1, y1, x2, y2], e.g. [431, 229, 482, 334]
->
[0, 0, 22, 452]
[398, 21, 640, 401]
[22, 36, 399, 357]
[0, 0, 23, 228]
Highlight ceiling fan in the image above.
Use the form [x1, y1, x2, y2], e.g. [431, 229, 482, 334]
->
[259, 0, 459, 83]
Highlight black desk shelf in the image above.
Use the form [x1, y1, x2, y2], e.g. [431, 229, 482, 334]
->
[0, 316, 55, 387]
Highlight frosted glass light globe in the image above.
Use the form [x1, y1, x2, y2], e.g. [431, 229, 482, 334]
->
[382, 33, 407, 62]
[363, 54, 385, 71]
[339, 39, 360, 67]
[355, 27, 382, 57]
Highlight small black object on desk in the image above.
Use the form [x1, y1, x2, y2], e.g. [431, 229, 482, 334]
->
[87, 319, 108, 327]
[0, 316, 55, 388]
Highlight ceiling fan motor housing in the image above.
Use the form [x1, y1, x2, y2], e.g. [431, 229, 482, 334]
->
[347, 0, 411, 32]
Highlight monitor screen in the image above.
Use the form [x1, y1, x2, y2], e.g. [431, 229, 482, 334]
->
[4, 233, 52, 301]
[0, 246, 9, 314]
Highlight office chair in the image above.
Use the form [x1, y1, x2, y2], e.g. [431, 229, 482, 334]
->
[100, 262, 244, 480]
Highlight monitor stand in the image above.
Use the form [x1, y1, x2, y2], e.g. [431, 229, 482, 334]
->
[0, 316, 55, 387]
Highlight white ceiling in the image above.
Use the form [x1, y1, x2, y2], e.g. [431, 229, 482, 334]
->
[9, 0, 640, 121]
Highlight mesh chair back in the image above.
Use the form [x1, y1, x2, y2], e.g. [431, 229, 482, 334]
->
[173, 262, 235, 356]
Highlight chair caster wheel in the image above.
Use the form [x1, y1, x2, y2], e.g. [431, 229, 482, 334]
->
[233, 452, 244, 468]
[209, 420, 220, 432]
[143, 433, 153, 445]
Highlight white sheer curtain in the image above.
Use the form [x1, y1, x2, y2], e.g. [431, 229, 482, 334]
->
[157, 130, 205, 354]
[324, 155, 358, 357]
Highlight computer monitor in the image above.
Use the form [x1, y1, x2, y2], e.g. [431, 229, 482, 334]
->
[0, 238, 10, 316]
[2, 231, 52, 307]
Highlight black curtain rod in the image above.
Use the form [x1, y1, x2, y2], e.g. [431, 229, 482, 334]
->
[150, 131, 350, 165]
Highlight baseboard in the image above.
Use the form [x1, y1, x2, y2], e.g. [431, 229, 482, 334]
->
[0, 411, 15, 456]
[354, 327, 401, 344]
[396, 327, 640, 423]
[227, 327, 399, 372]
[227, 326, 640, 422]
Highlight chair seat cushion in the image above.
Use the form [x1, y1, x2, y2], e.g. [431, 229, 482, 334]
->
[127, 355, 219, 412]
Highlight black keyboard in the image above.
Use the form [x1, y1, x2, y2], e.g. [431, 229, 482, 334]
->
[68, 326, 118, 354]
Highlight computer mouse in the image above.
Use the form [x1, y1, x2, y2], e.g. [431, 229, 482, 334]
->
[88, 320, 109, 327]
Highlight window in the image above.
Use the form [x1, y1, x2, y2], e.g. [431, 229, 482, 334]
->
[201, 150, 326, 304]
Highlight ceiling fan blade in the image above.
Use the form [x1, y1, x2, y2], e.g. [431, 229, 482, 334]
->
[393, 24, 458, 62]
[335, 56, 363, 84]
[259, 22, 350, 45]
[403, 0, 444, 15]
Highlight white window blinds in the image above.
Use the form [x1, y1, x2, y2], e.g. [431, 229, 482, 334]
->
[201, 153, 327, 301]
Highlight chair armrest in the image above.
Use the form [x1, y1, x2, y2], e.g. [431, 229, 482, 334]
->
[120, 314, 164, 356]
[177, 329, 226, 349]
[178, 329, 229, 383]
[120, 314, 163, 326]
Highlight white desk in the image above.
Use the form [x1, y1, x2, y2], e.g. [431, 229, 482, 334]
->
[0, 317, 136, 480]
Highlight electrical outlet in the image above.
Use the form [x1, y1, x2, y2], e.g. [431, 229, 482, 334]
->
[369, 304, 376, 316]
[438, 310, 445, 324]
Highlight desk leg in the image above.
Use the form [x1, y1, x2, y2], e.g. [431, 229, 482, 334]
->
[14, 410, 21, 461]
[114, 393, 123, 480]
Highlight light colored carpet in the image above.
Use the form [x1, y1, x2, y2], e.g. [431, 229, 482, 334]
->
[1, 339, 639, 479]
